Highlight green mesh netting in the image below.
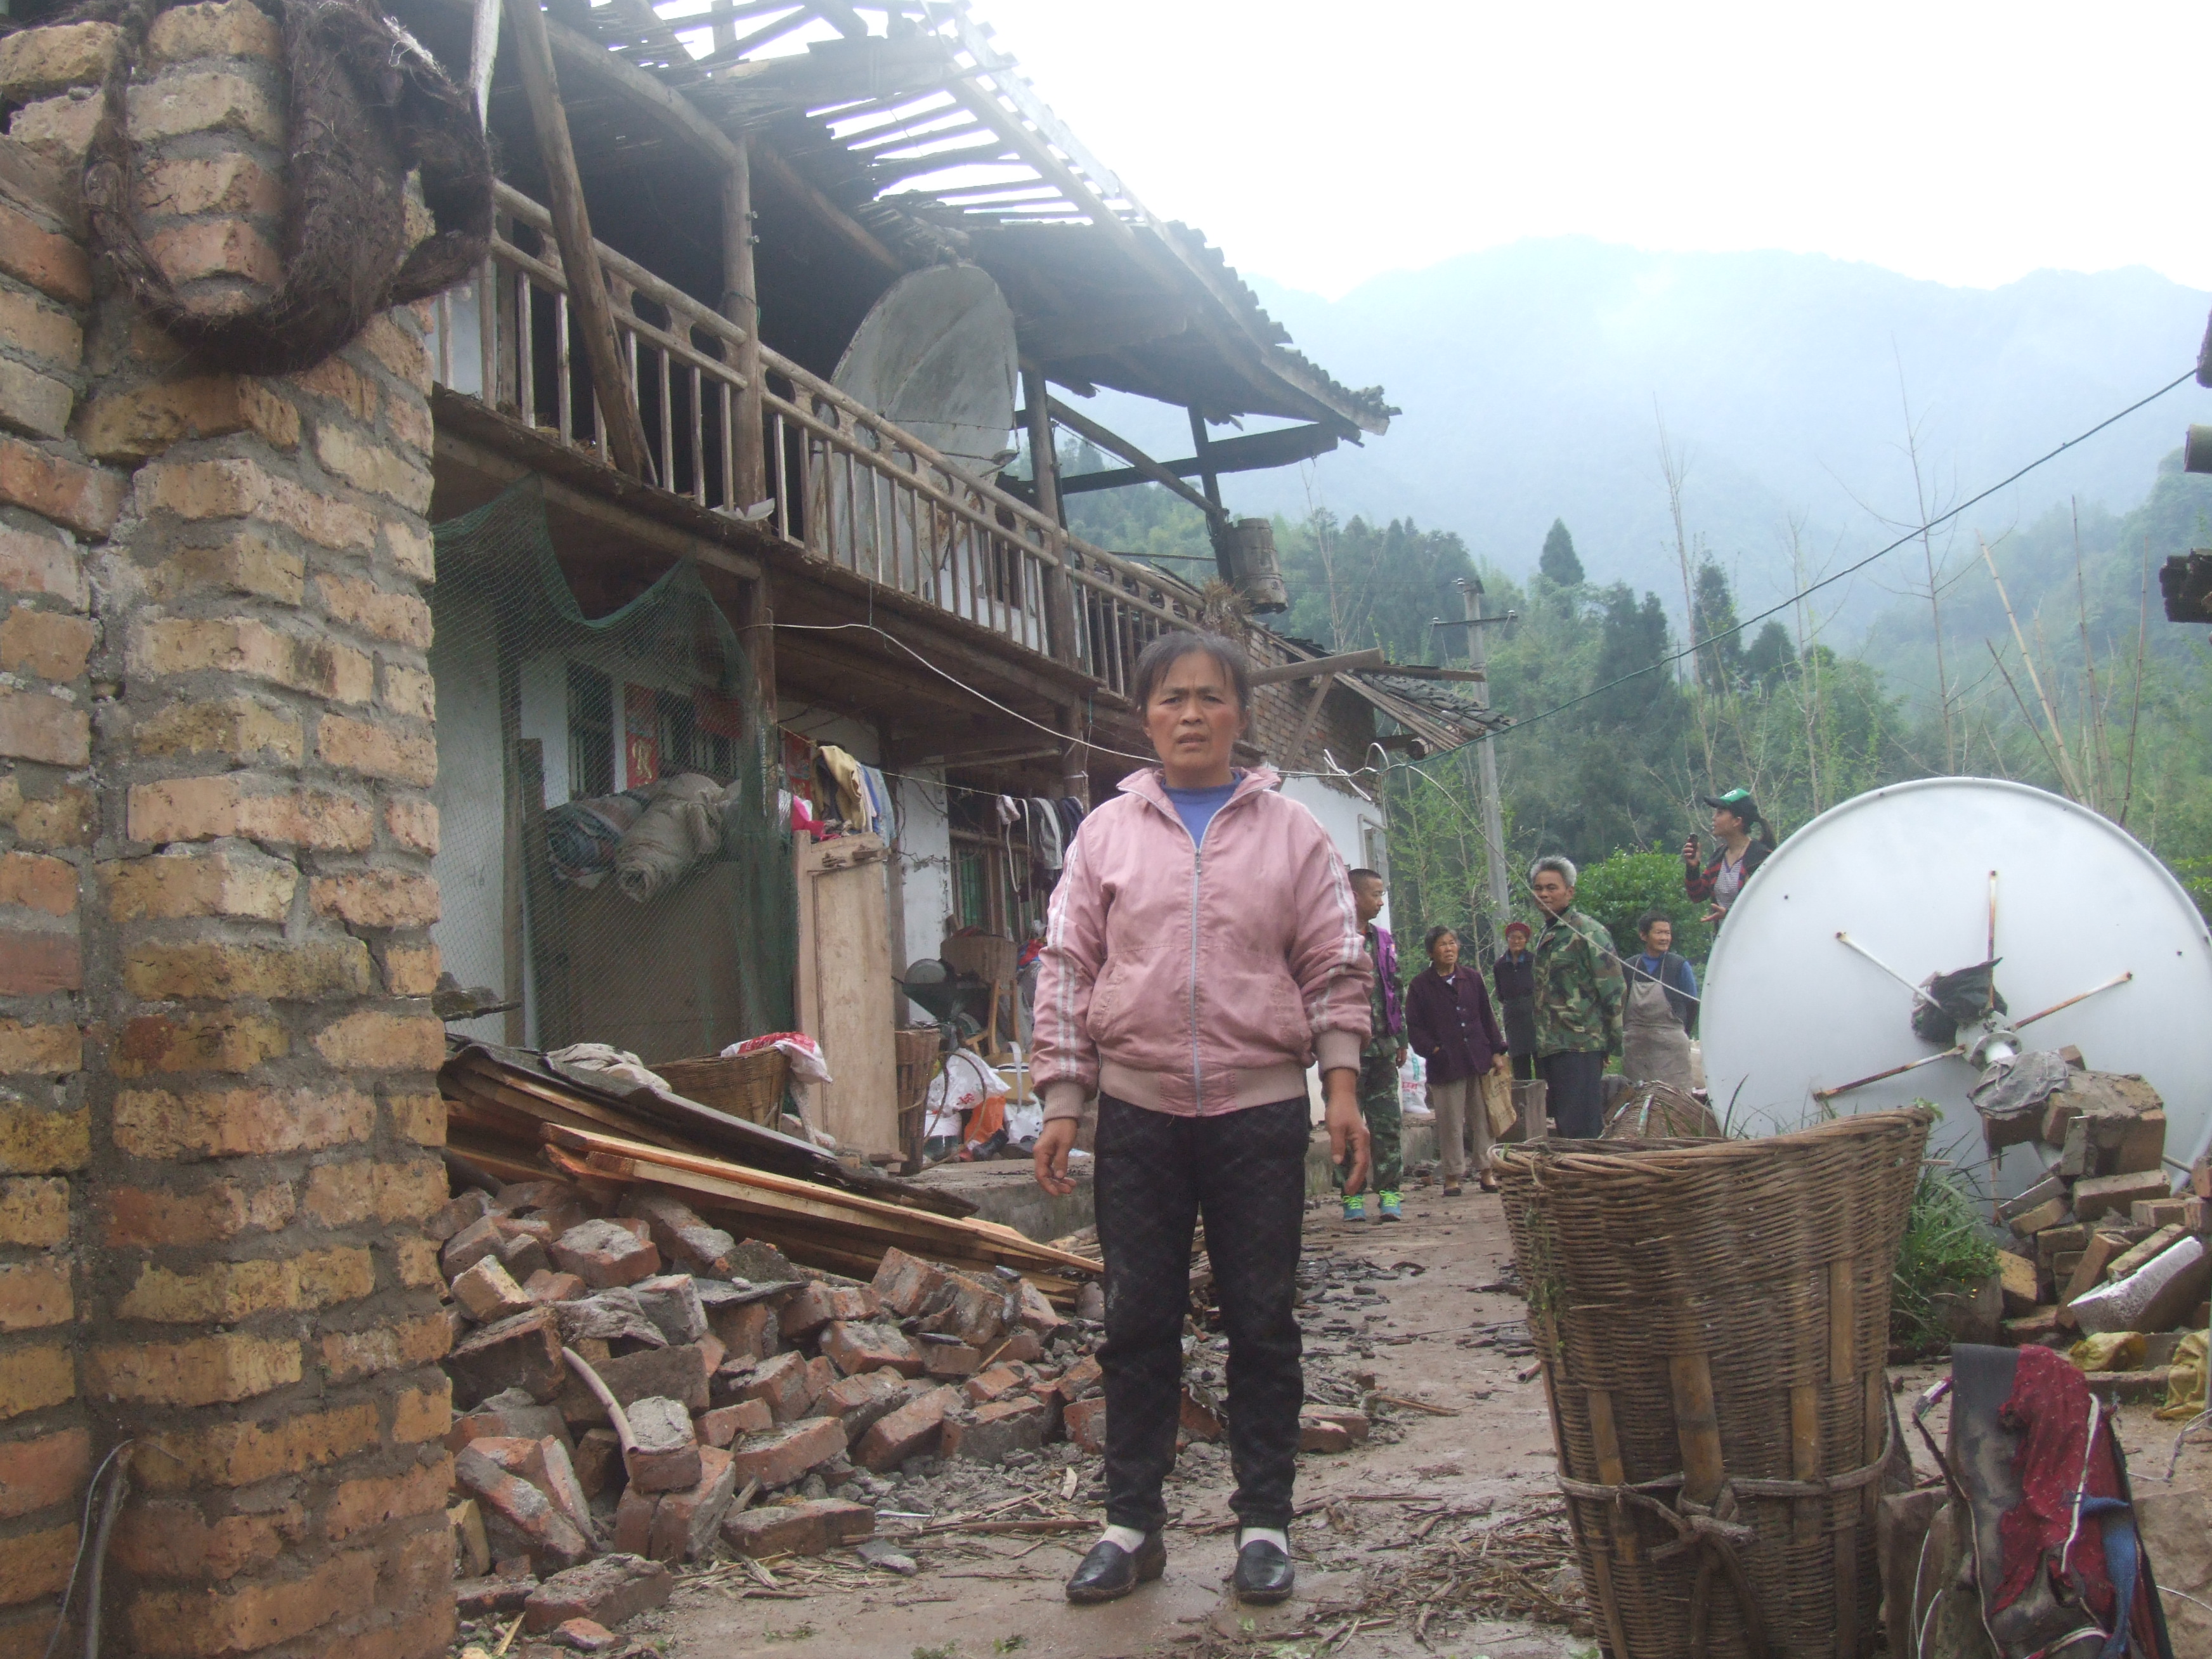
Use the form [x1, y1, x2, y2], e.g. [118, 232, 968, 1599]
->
[429, 477, 795, 1062]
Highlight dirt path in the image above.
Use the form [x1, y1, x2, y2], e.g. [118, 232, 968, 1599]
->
[635, 1176, 1590, 1659]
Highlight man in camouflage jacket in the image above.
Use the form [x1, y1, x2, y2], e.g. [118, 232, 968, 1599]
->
[1528, 856, 1622, 1138]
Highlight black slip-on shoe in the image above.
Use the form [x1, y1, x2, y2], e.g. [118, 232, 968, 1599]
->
[1232, 1537, 1295, 1604]
[1064, 1532, 1166, 1604]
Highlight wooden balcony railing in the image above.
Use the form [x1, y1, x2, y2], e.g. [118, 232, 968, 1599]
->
[426, 183, 1211, 703]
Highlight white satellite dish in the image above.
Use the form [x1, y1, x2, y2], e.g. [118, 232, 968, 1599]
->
[1701, 777, 2212, 1198]
[833, 264, 1018, 479]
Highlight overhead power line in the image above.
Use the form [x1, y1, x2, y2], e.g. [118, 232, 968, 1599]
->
[1469, 366, 2200, 743]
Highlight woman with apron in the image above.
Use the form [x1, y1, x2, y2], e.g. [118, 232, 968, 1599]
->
[1620, 910, 1697, 1091]
[1491, 920, 1539, 1081]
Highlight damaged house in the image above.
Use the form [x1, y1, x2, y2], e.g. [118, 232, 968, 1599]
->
[403, 0, 1504, 1153]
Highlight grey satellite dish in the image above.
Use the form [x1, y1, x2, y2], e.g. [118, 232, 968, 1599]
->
[833, 264, 1018, 479]
[1701, 777, 2212, 1199]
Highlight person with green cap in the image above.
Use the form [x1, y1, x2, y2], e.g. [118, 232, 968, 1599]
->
[1682, 789, 1772, 925]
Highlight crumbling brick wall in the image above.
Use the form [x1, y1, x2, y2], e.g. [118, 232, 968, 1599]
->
[0, 6, 453, 1653]
[1248, 677, 1377, 788]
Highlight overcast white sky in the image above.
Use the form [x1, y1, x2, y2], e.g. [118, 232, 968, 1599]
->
[969, 1, 2212, 300]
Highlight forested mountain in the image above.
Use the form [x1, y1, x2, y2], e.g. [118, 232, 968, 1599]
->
[1075, 240, 2211, 631]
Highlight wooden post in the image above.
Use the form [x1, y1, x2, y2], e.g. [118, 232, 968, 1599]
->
[1024, 366, 1079, 667]
[1058, 702, 1089, 809]
[723, 140, 768, 511]
[1190, 406, 1233, 583]
[743, 571, 776, 738]
[502, 0, 656, 483]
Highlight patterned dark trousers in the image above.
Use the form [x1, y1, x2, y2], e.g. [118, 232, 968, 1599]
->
[1092, 1093, 1310, 1534]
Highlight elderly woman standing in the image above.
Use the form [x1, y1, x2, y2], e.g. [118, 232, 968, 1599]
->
[1031, 630, 1373, 1610]
[1406, 925, 1510, 1194]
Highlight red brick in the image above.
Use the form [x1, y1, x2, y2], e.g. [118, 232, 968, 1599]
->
[0, 1020, 79, 1075]
[708, 1299, 777, 1363]
[0, 1523, 74, 1605]
[922, 1341, 984, 1379]
[112, 1497, 297, 1582]
[618, 1192, 738, 1277]
[720, 1497, 873, 1559]
[726, 1415, 846, 1491]
[446, 1307, 567, 1408]
[942, 1396, 1048, 1464]
[854, 1385, 960, 1473]
[134, 1402, 379, 1491]
[0, 1259, 73, 1330]
[549, 1219, 660, 1290]
[0, 852, 74, 916]
[125, 1547, 377, 1655]
[521, 1556, 672, 1634]
[963, 1365, 1023, 1406]
[0, 1176, 70, 1246]
[0, 200, 91, 306]
[0, 692, 88, 766]
[779, 1279, 879, 1337]
[1063, 1395, 1107, 1455]
[89, 1330, 299, 1406]
[819, 1319, 922, 1379]
[0, 434, 121, 538]
[646, 1444, 736, 1562]
[699, 1400, 771, 1448]
[734, 1351, 819, 1423]
[623, 1396, 700, 1493]
[451, 1447, 588, 1573]
[322, 1459, 450, 1542]
[0, 1426, 88, 1520]
[871, 1246, 946, 1318]
[0, 528, 84, 606]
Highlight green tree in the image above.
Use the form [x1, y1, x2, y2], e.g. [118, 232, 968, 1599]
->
[1540, 518, 1585, 586]
[1572, 849, 1714, 968]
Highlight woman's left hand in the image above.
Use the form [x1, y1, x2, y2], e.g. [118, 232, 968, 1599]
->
[1033, 1117, 1079, 1197]
[1491, 1053, 1511, 1077]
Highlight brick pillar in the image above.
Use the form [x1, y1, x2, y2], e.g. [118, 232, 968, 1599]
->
[0, 6, 455, 1655]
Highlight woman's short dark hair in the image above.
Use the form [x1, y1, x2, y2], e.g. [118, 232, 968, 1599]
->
[1131, 630, 1252, 714]
[1636, 908, 1672, 937]
[1423, 924, 1458, 953]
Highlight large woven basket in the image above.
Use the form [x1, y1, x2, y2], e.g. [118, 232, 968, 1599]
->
[656, 1048, 790, 1126]
[1495, 1107, 1932, 1659]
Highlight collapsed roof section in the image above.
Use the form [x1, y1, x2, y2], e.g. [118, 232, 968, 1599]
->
[498, 0, 1394, 437]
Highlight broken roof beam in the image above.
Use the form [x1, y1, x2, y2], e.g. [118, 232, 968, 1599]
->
[525, 10, 908, 277]
[1053, 421, 1341, 495]
[1249, 648, 1386, 685]
[1036, 394, 1223, 523]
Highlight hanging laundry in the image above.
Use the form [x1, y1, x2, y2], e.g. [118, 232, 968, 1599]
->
[817, 745, 874, 833]
[1029, 796, 1063, 871]
[857, 764, 897, 840]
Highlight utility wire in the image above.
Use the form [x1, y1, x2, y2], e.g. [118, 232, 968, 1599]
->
[1471, 367, 2199, 744]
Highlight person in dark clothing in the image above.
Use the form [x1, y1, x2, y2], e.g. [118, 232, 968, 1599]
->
[1492, 920, 1538, 1083]
[1682, 788, 1773, 925]
[1405, 925, 1509, 1194]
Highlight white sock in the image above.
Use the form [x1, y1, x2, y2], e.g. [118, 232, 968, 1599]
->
[1100, 1524, 1148, 1552]
[1238, 1526, 1289, 1553]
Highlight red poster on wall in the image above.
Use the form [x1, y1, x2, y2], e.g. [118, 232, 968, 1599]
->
[624, 684, 660, 788]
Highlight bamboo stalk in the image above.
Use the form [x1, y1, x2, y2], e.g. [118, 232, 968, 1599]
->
[1979, 535, 2083, 799]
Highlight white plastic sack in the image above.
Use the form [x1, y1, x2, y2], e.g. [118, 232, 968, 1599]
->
[924, 1051, 1007, 1138]
[546, 1043, 668, 1094]
[2072, 1235, 2208, 1335]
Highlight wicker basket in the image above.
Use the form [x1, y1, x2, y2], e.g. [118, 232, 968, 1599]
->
[1494, 1108, 1932, 1659]
[656, 1048, 790, 1126]
[894, 1027, 941, 1166]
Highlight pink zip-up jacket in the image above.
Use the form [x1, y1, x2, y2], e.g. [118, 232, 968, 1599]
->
[1032, 765, 1372, 1122]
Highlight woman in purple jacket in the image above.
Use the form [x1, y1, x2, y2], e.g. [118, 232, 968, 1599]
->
[1405, 925, 1509, 1194]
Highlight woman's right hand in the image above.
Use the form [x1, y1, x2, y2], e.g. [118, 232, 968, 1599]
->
[1034, 1117, 1079, 1197]
[1681, 837, 1700, 865]
[1324, 1069, 1370, 1195]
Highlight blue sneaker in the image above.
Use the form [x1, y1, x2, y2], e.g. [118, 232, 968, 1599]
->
[1341, 1194, 1366, 1221]
[1378, 1192, 1403, 1222]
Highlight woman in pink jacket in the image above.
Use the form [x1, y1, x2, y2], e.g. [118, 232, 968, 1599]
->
[1032, 630, 1373, 1609]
